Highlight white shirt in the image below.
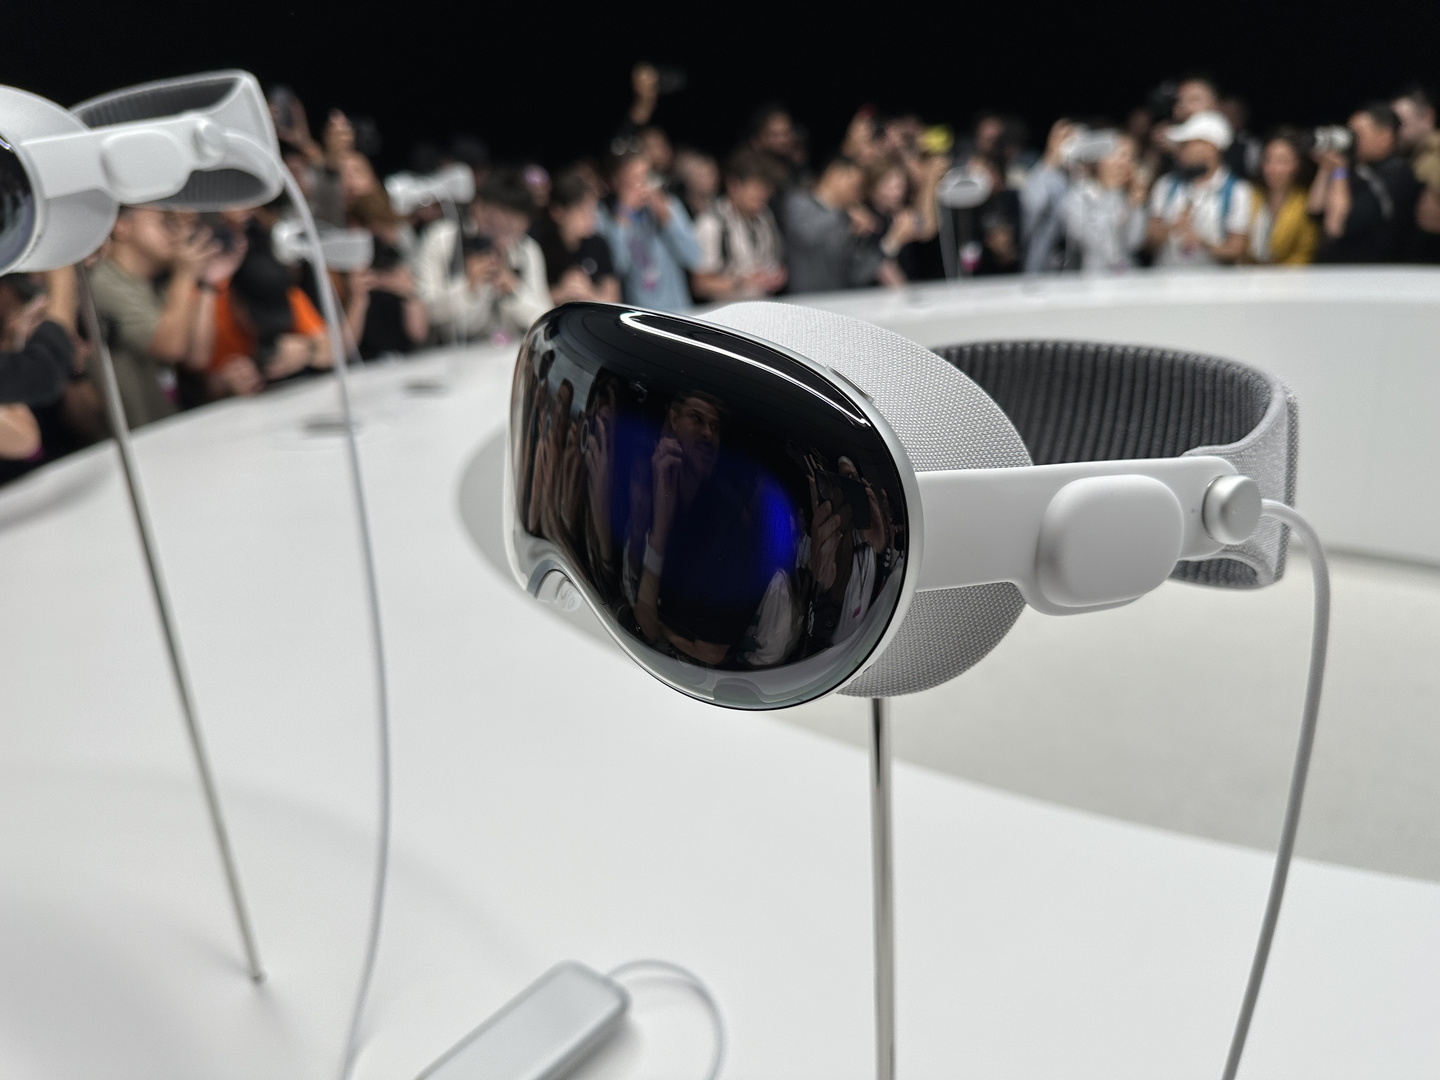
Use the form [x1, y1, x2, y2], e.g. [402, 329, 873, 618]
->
[413, 220, 551, 342]
[740, 569, 796, 667]
[1149, 166, 1254, 267]
[833, 544, 878, 645]
[693, 197, 784, 280]
[1061, 179, 1147, 273]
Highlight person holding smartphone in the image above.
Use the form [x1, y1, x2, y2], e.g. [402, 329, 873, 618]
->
[88, 209, 245, 427]
[414, 168, 551, 343]
[595, 151, 701, 312]
[535, 170, 621, 305]
[690, 150, 788, 301]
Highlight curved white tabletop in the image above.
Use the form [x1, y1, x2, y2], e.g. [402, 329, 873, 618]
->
[0, 271, 1437, 1078]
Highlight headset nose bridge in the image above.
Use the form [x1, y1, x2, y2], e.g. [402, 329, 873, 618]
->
[536, 569, 583, 612]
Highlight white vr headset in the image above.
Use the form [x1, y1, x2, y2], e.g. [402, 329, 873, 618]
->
[936, 166, 994, 209]
[507, 302, 1295, 708]
[0, 71, 284, 274]
[385, 163, 475, 215]
[0, 68, 412, 1074]
[272, 218, 374, 272]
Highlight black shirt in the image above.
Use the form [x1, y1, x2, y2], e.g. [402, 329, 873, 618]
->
[657, 468, 767, 650]
[975, 190, 1023, 275]
[357, 236, 417, 360]
[1317, 155, 1419, 264]
[358, 290, 415, 359]
[0, 321, 75, 487]
[0, 321, 73, 406]
[899, 237, 946, 281]
[537, 226, 616, 288]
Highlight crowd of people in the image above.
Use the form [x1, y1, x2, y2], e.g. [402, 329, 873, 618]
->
[3, 65, 1440, 487]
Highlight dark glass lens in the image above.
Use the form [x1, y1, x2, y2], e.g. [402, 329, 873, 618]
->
[509, 303, 910, 709]
[0, 134, 37, 273]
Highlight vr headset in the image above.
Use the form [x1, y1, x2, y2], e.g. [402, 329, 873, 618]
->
[272, 217, 374, 272]
[506, 302, 1293, 709]
[385, 163, 475, 215]
[0, 71, 283, 275]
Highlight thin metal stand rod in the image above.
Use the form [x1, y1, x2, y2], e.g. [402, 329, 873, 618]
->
[937, 202, 957, 281]
[869, 697, 896, 1080]
[78, 268, 264, 983]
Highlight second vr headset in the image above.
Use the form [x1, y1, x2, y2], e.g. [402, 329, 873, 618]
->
[0, 71, 283, 275]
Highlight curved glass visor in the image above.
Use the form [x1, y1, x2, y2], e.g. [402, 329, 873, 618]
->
[509, 304, 910, 709]
[0, 134, 37, 273]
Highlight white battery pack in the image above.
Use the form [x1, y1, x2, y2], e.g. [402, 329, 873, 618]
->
[419, 962, 629, 1080]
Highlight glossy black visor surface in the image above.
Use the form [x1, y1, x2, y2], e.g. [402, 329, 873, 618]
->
[509, 304, 910, 709]
[0, 134, 37, 273]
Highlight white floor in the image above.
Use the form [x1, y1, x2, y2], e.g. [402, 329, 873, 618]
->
[1, 309, 1438, 1077]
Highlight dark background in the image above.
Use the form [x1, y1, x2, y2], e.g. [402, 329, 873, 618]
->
[9, 0, 1440, 172]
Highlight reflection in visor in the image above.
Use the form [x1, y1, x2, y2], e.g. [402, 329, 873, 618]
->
[510, 304, 909, 707]
[0, 135, 37, 272]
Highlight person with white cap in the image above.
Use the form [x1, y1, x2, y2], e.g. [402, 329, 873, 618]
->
[1146, 109, 1254, 267]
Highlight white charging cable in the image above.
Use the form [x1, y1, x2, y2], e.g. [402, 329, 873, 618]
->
[607, 959, 727, 1080]
[1220, 500, 1330, 1080]
[277, 172, 392, 1080]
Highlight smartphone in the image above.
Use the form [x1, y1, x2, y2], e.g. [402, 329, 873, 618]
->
[0, 273, 41, 303]
[654, 65, 687, 95]
[815, 469, 872, 529]
[350, 115, 383, 159]
[462, 234, 496, 258]
[198, 212, 234, 254]
[267, 85, 297, 129]
[370, 236, 401, 272]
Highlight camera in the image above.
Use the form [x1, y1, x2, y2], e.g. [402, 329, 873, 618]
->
[654, 65, 687, 96]
[1310, 125, 1353, 156]
[1147, 80, 1179, 122]
[350, 116, 383, 159]
[370, 235, 402, 272]
[267, 84, 298, 129]
[936, 165, 993, 209]
[199, 212, 237, 255]
[815, 468, 873, 530]
[460, 233, 495, 258]
[1059, 127, 1119, 167]
[0, 271, 41, 303]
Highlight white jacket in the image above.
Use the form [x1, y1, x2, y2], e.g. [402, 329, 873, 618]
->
[413, 220, 551, 341]
[1061, 179, 1147, 273]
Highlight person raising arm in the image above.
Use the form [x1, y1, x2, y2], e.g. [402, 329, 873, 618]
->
[88, 209, 241, 427]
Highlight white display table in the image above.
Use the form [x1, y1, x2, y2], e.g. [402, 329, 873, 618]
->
[0, 271, 1436, 1078]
